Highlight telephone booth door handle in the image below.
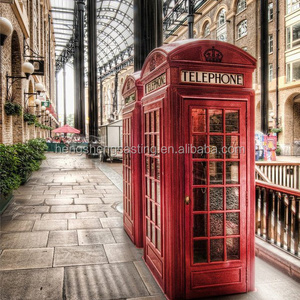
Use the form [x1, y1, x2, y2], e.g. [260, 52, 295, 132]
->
[185, 196, 190, 205]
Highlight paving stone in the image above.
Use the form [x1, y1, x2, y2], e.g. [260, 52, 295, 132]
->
[0, 268, 64, 300]
[105, 211, 123, 218]
[65, 263, 149, 300]
[41, 213, 76, 220]
[68, 219, 102, 230]
[55, 194, 78, 199]
[134, 261, 164, 295]
[77, 229, 115, 245]
[60, 189, 83, 194]
[74, 198, 104, 205]
[127, 296, 166, 300]
[0, 220, 34, 232]
[101, 197, 123, 204]
[12, 194, 32, 200]
[78, 193, 105, 198]
[88, 204, 115, 212]
[5, 214, 42, 220]
[100, 217, 123, 228]
[33, 220, 67, 231]
[13, 198, 45, 206]
[6, 206, 50, 214]
[43, 190, 58, 195]
[104, 243, 142, 263]
[49, 185, 73, 190]
[0, 248, 54, 270]
[48, 230, 78, 247]
[51, 205, 87, 213]
[0, 231, 49, 249]
[111, 228, 132, 243]
[77, 212, 106, 219]
[74, 185, 96, 189]
[45, 198, 74, 205]
[54, 245, 107, 267]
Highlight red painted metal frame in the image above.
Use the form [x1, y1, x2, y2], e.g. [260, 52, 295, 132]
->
[140, 40, 256, 299]
[122, 72, 144, 248]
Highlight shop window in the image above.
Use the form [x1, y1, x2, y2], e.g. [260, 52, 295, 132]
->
[286, 60, 300, 82]
[269, 64, 273, 81]
[237, 0, 247, 14]
[268, 34, 273, 53]
[203, 22, 210, 37]
[237, 20, 247, 39]
[286, 22, 300, 49]
[268, 3, 274, 21]
[287, 0, 300, 14]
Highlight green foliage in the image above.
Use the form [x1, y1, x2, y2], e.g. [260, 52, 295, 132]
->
[0, 145, 21, 195]
[24, 113, 37, 125]
[4, 102, 23, 116]
[271, 127, 282, 133]
[4, 102, 15, 116]
[276, 144, 281, 156]
[0, 139, 47, 196]
[14, 104, 23, 116]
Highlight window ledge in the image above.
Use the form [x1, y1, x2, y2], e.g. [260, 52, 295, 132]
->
[236, 34, 247, 41]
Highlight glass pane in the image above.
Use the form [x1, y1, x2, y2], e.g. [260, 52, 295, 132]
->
[209, 136, 223, 159]
[151, 180, 155, 199]
[192, 109, 206, 133]
[210, 213, 224, 236]
[150, 158, 155, 177]
[145, 157, 150, 175]
[225, 110, 239, 133]
[193, 188, 207, 211]
[156, 135, 160, 154]
[146, 198, 150, 217]
[146, 219, 150, 238]
[157, 229, 161, 251]
[157, 183, 161, 204]
[155, 159, 160, 180]
[209, 109, 223, 133]
[193, 214, 207, 237]
[151, 202, 156, 222]
[193, 162, 207, 185]
[146, 178, 150, 196]
[145, 114, 149, 133]
[226, 136, 240, 159]
[227, 238, 240, 260]
[157, 205, 161, 227]
[151, 112, 155, 132]
[226, 162, 239, 184]
[226, 187, 240, 210]
[192, 135, 207, 159]
[155, 110, 160, 132]
[210, 239, 224, 262]
[210, 188, 223, 211]
[226, 213, 240, 235]
[194, 240, 208, 263]
[209, 162, 223, 184]
[151, 223, 156, 244]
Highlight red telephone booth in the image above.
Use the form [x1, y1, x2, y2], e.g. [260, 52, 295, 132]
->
[122, 72, 144, 247]
[140, 40, 256, 299]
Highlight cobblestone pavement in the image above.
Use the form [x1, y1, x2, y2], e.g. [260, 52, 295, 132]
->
[0, 153, 299, 300]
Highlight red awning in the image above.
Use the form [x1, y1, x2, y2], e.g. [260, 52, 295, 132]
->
[52, 124, 80, 134]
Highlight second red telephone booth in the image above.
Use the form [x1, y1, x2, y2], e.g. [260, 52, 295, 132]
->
[122, 72, 144, 247]
[140, 40, 256, 299]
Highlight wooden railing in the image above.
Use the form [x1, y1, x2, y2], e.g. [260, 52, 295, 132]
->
[256, 162, 300, 190]
[255, 180, 300, 258]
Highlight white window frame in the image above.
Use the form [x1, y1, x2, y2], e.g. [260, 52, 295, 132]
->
[286, 60, 300, 82]
[268, 34, 274, 53]
[237, 0, 247, 14]
[204, 22, 210, 37]
[287, 0, 300, 14]
[269, 64, 273, 81]
[237, 19, 247, 39]
[268, 3, 274, 21]
[286, 22, 300, 50]
[218, 9, 226, 28]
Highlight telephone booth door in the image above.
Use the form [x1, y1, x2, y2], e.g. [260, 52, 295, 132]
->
[122, 73, 143, 247]
[184, 100, 248, 298]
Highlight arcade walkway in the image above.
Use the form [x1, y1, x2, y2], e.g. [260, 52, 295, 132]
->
[0, 154, 299, 300]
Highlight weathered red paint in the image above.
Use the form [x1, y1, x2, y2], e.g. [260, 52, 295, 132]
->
[122, 72, 144, 248]
[139, 39, 256, 299]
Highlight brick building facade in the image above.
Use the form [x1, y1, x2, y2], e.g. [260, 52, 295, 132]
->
[0, 0, 57, 145]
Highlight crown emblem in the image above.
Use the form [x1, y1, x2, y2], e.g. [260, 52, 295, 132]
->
[149, 57, 156, 71]
[204, 47, 223, 63]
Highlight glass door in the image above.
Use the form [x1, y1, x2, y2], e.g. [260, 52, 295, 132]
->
[185, 100, 247, 298]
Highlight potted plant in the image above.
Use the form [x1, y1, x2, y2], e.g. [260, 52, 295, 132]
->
[4, 102, 15, 116]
